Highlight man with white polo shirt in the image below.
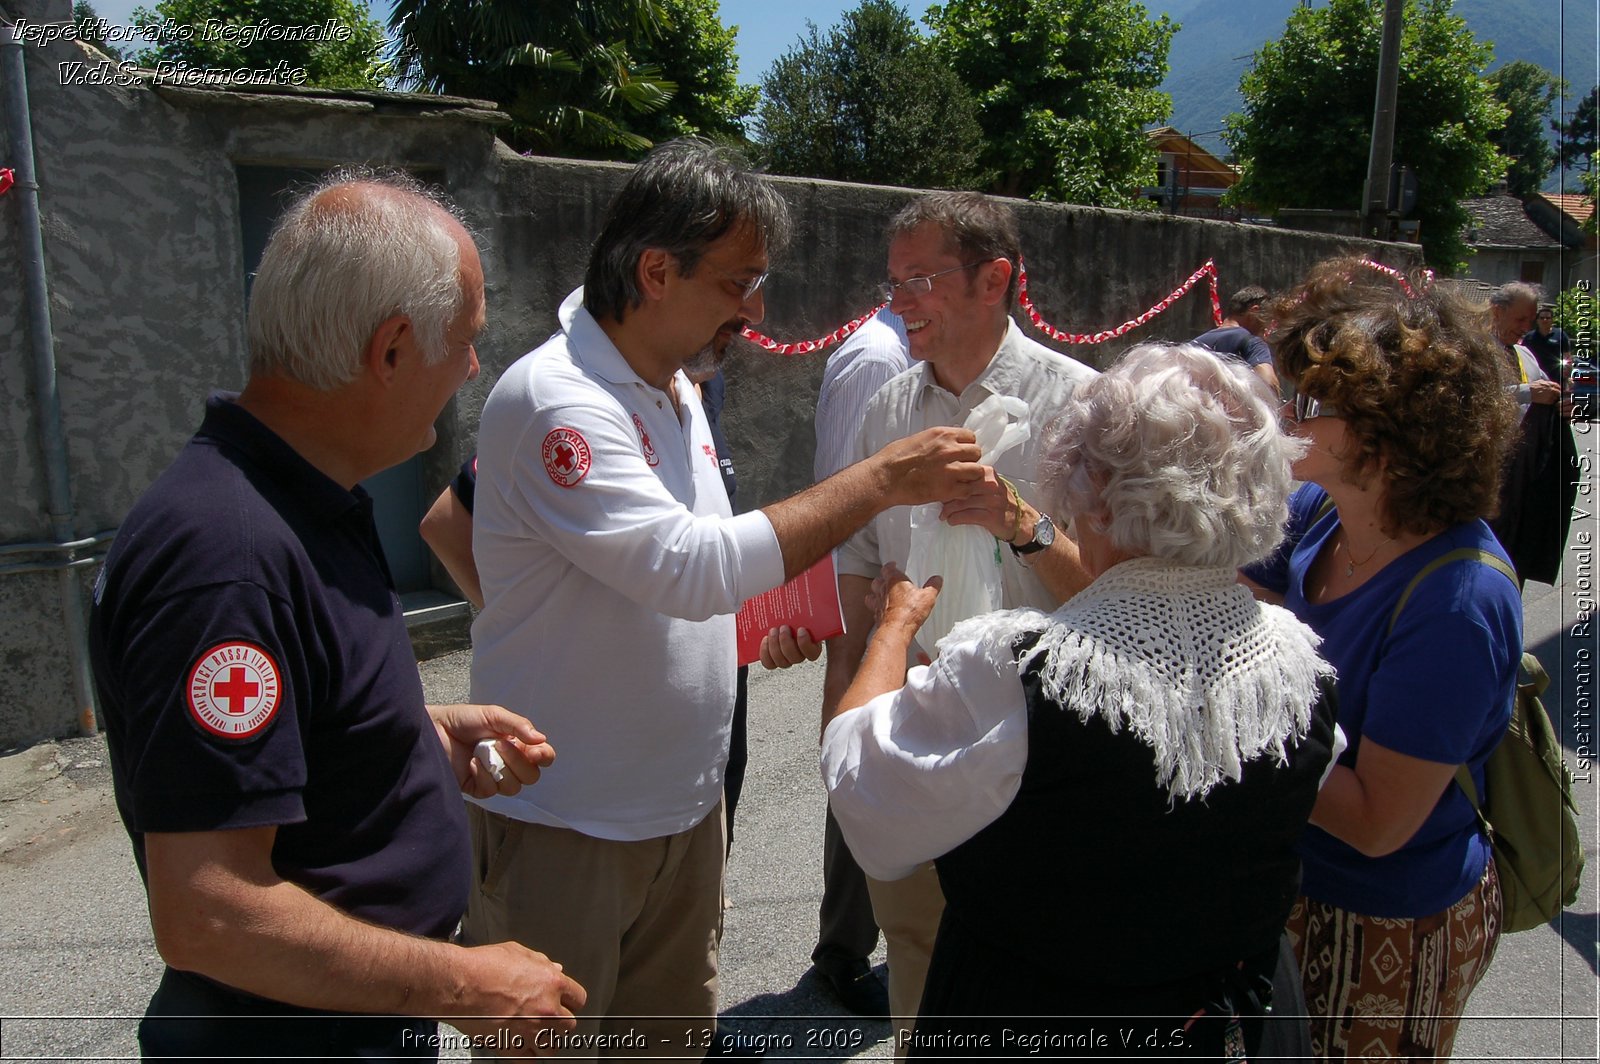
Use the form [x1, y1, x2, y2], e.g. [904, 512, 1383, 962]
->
[464, 140, 986, 1054]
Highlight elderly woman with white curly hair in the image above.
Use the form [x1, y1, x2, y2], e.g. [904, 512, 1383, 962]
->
[821, 344, 1339, 1059]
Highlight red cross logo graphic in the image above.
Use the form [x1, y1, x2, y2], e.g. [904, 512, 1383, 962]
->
[211, 666, 260, 716]
[186, 642, 282, 739]
[542, 427, 593, 488]
[632, 413, 660, 467]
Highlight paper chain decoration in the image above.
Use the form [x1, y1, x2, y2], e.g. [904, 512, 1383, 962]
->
[1018, 257, 1223, 345]
[740, 301, 890, 356]
[1356, 258, 1435, 297]
[740, 258, 1225, 355]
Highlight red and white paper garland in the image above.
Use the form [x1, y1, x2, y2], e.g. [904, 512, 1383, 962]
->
[1017, 257, 1223, 345]
[740, 302, 890, 356]
[740, 258, 1226, 355]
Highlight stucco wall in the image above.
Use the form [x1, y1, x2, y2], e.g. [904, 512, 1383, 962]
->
[0, 21, 1415, 743]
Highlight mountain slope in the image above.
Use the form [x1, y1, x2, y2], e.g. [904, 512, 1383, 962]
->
[1160, 0, 1597, 181]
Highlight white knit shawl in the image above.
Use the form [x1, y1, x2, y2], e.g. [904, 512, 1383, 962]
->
[940, 556, 1335, 802]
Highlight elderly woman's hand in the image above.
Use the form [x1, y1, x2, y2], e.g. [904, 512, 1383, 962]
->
[868, 563, 942, 637]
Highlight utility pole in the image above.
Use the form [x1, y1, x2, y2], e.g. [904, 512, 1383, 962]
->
[1362, 0, 1405, 240]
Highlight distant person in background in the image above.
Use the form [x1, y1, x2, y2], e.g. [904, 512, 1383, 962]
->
[1193, 284, 1281, 395]
[1521, 303, 1572, 384]
[1487, 282, 1577, 586]
[802, 305, 911, 1018]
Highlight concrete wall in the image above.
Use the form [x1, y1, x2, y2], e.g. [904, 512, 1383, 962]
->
[0, 8, 1415, 744]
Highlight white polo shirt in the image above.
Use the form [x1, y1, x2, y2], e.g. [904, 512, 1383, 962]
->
[469, 289, 785, 840]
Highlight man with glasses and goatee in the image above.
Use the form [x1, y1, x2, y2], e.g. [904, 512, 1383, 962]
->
[464, 141, 987, 1055]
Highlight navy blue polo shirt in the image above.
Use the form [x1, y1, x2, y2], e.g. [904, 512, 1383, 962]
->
[92, 394, 471, 946]
[1193, 325, 1274, 369]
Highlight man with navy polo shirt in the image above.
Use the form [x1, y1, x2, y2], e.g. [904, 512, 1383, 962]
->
[91, 174, 584, 1060]
[1192, 285, 1281, 395]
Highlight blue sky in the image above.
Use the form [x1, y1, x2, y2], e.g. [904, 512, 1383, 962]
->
[86, 1, 938, 86]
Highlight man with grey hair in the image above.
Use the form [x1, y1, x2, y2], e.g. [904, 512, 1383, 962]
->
[1488, 281, 1576, 584]
[466, 141, 985, 1050]
[821, 190, 1096, 1040]
[91, 174, 585, 1059]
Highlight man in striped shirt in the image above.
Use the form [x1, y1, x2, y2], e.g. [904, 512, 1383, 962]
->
[807, 306, 911, 1017]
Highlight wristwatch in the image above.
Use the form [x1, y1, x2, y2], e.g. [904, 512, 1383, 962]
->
[1010, 512, 1056, 556]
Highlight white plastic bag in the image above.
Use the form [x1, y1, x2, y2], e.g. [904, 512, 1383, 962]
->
[904, 394, 1032, 656]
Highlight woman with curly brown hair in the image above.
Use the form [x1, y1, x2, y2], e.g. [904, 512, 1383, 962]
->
[1242, 257, 1523, 1059]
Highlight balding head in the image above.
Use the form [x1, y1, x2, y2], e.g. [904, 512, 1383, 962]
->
[1489, 282, 1539, 346]
[247, 172, 474, 390]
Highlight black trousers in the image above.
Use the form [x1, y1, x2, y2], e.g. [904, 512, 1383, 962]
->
[139, 967, 436, 1062]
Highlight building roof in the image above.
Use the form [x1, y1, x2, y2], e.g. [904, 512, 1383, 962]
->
[1461, 195, 1567, 250]
[1540, 193, 1595, 230]
[1146, 127, 1238, 181]
[143, 73, 509, 126]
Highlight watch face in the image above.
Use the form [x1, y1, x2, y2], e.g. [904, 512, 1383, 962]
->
[1034, 513, 1056, 547]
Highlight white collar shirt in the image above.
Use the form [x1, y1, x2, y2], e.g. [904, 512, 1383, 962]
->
[469, 289, 784, 840]
[837, 317, 1096, 615]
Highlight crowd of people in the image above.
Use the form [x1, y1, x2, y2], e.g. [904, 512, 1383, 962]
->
[88, 137, 1580, 1061]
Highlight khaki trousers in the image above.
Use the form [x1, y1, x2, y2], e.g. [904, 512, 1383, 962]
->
[865, 861, 945, 1059]
[461, 803, 726, 1060]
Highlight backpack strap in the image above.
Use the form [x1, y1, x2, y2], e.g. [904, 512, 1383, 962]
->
[1384, 547, 1520, 816]
[1387, 548, 1518, 636]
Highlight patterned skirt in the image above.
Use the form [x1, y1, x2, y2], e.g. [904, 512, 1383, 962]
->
[1286, 859, 1502, 1060]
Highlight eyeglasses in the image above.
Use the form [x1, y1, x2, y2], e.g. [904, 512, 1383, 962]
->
[1290, 393, 1342, 423]
[738, 271, 769, 301]
[878, 261, 996, 303]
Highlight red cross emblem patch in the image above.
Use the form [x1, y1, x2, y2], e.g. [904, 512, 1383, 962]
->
[632, 413, 660, 467]
[542, 427, 592, 488]
[186, 641, 282, 739]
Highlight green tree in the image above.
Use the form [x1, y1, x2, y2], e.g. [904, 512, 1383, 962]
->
[924, 0, 1175, 208]
[1556, 86, 1597, 174]
[629, 0, 756, 146]
[389, 0, 674, 156]
[1224, 0, 1507, 272]
[1488, 61, 1563, 198]
[391, 0, 753, 158]
[754, 0, 985, 189]
[132, 0, 389, 89]
[75, 1, 122, 59]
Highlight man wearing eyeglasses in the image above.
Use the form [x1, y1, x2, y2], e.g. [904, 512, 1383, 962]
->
[819, 191, 1097, 1042]
[465, 141, 988, 1054]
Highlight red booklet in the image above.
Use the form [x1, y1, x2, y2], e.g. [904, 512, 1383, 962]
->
[735, 554, 845, 666]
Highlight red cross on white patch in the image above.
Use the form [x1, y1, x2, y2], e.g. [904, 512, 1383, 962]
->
[632, 413, 660, 467]
[542, 427, 592, 488]
[186, 641, 282, 739]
